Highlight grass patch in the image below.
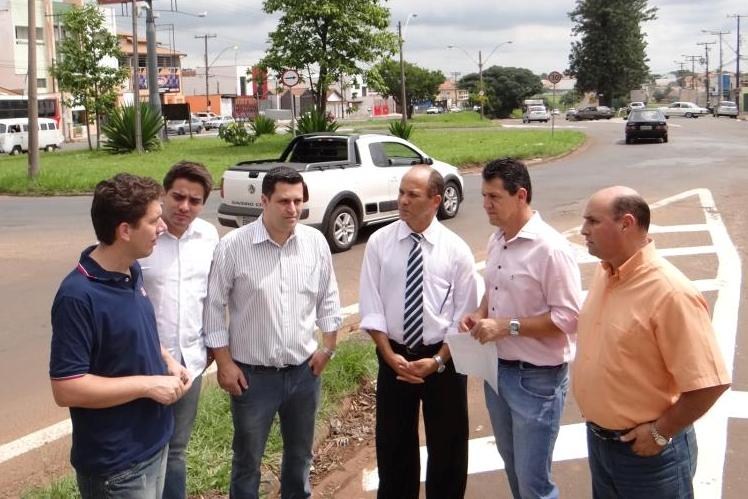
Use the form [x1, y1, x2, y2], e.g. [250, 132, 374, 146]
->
[0, 127, 585, 195]
[24, 338, 378, 498]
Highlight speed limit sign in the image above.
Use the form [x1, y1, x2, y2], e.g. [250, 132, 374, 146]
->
[281, 69, 300, 87]
[548, 71, 563, 84]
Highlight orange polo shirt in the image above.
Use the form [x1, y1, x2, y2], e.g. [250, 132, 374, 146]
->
[573, 242, 730, 429]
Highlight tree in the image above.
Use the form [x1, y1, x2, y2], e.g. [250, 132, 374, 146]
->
[261, 0, 397, 114]
[568, 0, 657, 107]
[367, 59, 445, 118]
[459, 67, 543, 118]
[50, 4, 128, 151]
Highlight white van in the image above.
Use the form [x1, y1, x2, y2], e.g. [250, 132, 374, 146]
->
[0, 118, 64, 155]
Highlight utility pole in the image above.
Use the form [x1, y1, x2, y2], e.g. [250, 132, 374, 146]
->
[145, 0, 162, 136]
[398, 21, 406, 126]
[131, 0, 143, 152]
[478, 50, 484, 120]
[195, 34, 217, 112]
[729, 14, 746, 109]
[703, 30, 730, 102]
[28, 0, 39, 177]
[683, 55, 700, 89]
[697, 41, 715, 108]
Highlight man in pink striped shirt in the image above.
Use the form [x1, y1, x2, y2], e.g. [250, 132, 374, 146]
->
[460, 158, 582, 499]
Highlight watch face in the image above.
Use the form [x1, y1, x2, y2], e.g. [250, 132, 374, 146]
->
[655, 435, 668, 446]
[509, 319, 520, 336]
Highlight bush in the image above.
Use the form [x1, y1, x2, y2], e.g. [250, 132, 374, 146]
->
[294, 109, 340, 135]
[218, 121, 255, 146]
[388, 120, 413, 140]
[101, 103, 162, 154]
[250, 115, 276, 137]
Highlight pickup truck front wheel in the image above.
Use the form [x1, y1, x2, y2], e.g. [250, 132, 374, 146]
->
[438, 181, 461, 219]
[325, 205, 359, 253]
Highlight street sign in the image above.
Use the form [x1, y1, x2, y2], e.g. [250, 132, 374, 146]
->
[479, 90, 485, 96]
[548, 71, 563, 85]
[281, 69, 300, 87]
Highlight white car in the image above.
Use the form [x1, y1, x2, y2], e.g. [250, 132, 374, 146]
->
[715, 101, 738, 118]
[204, 116, 235, 130]
[426, 106, 442, 114]
[658, 102, 709, 118]
[192, 111, 217, 124]
[218, 133, 464, 252]
[629, 102, 645, 110]
[522, 105, 550, 123]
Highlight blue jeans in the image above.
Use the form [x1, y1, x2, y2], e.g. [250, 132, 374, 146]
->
[76, 445, 168, 499]
[229, 360, 320, 499]
[484, 361, 568, 499]
[587, 424, 698, 499]
[163, 374, 203, 499]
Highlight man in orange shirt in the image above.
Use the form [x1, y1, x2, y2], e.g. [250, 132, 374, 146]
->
[574, 186, 731, 498]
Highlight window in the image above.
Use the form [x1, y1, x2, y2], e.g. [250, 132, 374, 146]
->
[40, 123, 48, 130]
[0, 124, 5, 134]
[49, 122, 57, 130]
[37, 78, 47, 89]
[380, 142, 423, 167]
[15, 26, 44, 43]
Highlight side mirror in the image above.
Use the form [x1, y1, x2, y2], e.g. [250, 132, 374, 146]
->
[424, 157, 434, 165]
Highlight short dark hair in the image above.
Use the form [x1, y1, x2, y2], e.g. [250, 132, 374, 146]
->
[163, 160, 213, 201]
[91, 173, 163, 245]
[262, 166, 309, 202]
[425, 168, 445, 198]
[611, 194, 650, 231]
[482, 157, 532, 204]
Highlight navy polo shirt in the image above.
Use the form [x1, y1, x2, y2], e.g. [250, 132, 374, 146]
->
[50, 246, 173, 475]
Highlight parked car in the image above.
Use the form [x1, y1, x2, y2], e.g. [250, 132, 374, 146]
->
[565, 108, 578, 120]
[449, 106, 462, 112]
[522, 105, 550, 123]
[625, 109, 668, 144]
[218, 133, 464, 252]
[0, 118, 64, 155]
[205, 115, 235, 130]
[715, 101, 738, 118]
[425, 106, 443, 114]
[166, 118, 203, 135]
[657, 101, 709, 118]
[192, 111, 217, 124]
[629, 102, 645, 111]
[569, 105, 613, 121]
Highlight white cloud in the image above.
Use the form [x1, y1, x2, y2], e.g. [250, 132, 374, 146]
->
[150, 0, 744, 78]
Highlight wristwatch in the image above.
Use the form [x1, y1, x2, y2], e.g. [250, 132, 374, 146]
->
[433, 354, 446, 374]
[509, 318, 521, 336]
[649, 423, 672, 446]
[321, 346, 336, 360]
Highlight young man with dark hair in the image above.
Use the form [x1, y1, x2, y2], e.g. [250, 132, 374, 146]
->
[460, 158, 582, 499]
[139, 161, 219, 499]
[50, 173, 191, 499]
[205, 166, 341, 498]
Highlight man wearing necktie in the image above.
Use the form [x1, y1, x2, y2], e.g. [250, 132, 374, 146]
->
[359, 166, 479, 499]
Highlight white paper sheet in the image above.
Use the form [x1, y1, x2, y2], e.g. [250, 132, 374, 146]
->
[445, 332, 498, 394]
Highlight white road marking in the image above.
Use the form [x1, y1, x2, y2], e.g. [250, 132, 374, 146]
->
[3, 189, 742, 498]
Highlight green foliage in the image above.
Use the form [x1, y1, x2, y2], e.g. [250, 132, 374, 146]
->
[218, 122, 256, 146]
[250, 115, 277, 137]
[388, 120, 414, 140]
[101, 103, 163, 154]
[568, 0, 658, 106]
[368, 59, 445, 117]
[459, 67, 544, 118]
[261, 0, 398, 113]
[295, 109, 340, 134]
[21, 475, 80, 499]
[50, 4, 128, 151]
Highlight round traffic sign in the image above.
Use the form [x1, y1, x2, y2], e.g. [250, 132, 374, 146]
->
[548, 71, 563, 84]
[281, 69, 300, 87]
[479, 90, 485, 96]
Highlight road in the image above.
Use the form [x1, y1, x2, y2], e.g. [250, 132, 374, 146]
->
[1, 116, 747, 497]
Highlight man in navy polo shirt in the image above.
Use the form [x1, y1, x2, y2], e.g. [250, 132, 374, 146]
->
[50, 173, 192, 499]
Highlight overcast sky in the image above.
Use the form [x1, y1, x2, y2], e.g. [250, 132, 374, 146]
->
[133, 0, 745, 79]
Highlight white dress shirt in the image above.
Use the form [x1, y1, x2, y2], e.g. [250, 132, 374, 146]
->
[359, 219, 479, 344]
[484, 212, 582, 366]
[204, 219, 342, 367]
[139, 217, 219, 380]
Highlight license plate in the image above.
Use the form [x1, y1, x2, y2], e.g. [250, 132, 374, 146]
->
[640, 125, 652, 130]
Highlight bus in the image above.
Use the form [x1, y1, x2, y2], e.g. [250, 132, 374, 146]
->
[0, 94, 62, 127]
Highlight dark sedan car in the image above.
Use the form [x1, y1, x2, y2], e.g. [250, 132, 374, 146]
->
[569, 105, 613, 121]
[625, 109, 668, 144]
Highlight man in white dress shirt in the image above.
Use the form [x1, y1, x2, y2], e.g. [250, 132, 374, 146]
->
[204, 166, 342, 499]
[359, 166, 478, 499]
[140, 161, 219, 499]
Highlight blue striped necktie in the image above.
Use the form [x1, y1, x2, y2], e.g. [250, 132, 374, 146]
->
[403, 233, 424, 350]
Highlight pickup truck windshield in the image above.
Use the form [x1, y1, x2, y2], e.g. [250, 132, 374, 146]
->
[288, 138, 349, 163]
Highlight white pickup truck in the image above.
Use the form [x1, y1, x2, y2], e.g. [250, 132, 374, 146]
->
[218, 133, 464, 252]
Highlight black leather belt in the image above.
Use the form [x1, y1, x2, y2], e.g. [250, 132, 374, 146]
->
[587, 421, 633, 441]
[497, 358, 565, 370]
[238, 356, 311, 373]
[388, 339, 442, 359]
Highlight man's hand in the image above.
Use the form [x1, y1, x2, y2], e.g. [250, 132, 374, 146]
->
[206, 349, 215, 370]
[406, 358, 438, 379]
[385, 352, 424, 384]
[144, 375, 191, 405]
[619, 423, 666, 456]
[459, 311, 484, 333]
[308, 350, 331, 376]
[216, 358, 248, 396]
[471, 318, 507, 344]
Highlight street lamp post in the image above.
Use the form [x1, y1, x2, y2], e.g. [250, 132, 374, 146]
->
[448, 41, 512, 120]
[398, 13, 417, 126]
